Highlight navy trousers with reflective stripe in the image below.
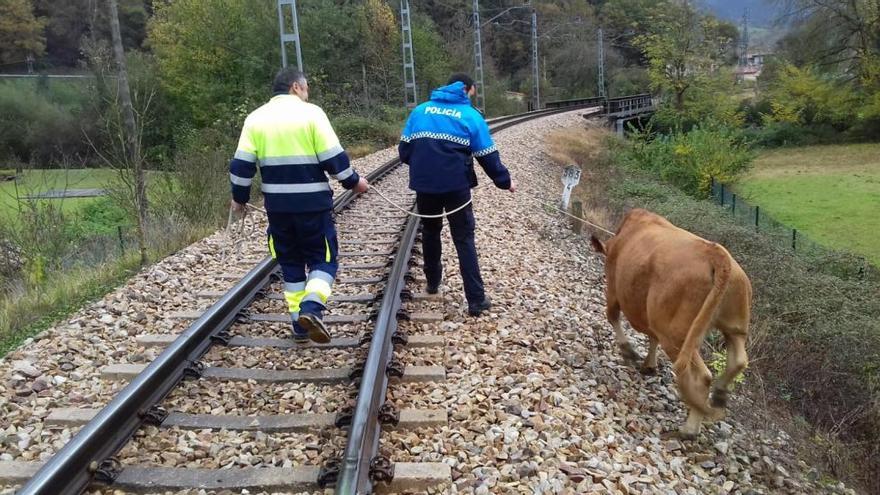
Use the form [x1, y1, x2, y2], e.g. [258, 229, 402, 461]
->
[416, 189, 485, 305]
[266, 211, 338, 316]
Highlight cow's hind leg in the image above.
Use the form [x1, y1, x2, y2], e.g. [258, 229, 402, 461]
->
[677, 353, 723, 439]
[640, 337, 659, 375]
[711, 333, 748, 408]
[607, 301, 641, 366]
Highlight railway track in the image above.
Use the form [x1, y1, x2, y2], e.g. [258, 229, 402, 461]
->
[8, 102, 611, 495]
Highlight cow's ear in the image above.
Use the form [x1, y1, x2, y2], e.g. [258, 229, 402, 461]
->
[590, 235, 606, 254]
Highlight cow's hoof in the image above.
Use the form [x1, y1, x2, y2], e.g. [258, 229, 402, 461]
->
[619, 344, 642, 367]
[639, 365, 658, 376]
[678, 431, 698, 441]
[710, 389, 729, 409]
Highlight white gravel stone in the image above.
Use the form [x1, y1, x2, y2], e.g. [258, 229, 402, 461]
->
[0, 111, 859, 495]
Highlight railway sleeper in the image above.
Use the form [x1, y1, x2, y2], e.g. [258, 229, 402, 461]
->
[137, 333, 443, 350]
[101, 363, 446, 384]
[45, 407, 446, 432]
[0, 462, 451, 493]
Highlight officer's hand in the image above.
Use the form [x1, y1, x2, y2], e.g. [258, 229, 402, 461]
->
[230, 200, 246, 213]
[353, 177, 369, 194]
[508, 180, 517, 193]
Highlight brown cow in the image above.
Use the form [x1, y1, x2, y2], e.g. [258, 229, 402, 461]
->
[590, 209, 752, 438]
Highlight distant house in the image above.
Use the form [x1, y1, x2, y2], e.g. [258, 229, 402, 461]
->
[504, 91, 526, 102]
[736, 52, 771, 83]
[748, 53, 768, 66]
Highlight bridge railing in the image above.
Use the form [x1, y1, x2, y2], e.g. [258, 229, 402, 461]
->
[543, 93, 655, 115]
[606, 94, 654, 116]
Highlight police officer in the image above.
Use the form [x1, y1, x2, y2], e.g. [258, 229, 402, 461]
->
[398, 73, 516, 316]
[230, 69, 369, 343]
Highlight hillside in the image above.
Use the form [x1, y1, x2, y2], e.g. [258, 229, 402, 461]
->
[701, 0, 781, 26]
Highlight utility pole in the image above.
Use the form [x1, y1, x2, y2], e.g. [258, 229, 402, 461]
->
[401, 0, 418, 109]
[108, 0, 148, 265]
[597, 27, 606, 99]
[740, 8, 750, 68]
[531, 8, 540, 110]
[472, 0, 486, 112]
[277, 0, 303, 70]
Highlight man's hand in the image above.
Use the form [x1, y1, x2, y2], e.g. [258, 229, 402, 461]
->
[230, 200, 246, 213]
[353, 177, 369, 194]
[508, 180, 517, 193]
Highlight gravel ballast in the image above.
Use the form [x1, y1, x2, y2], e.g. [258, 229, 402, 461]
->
[1, 111, 854, 495]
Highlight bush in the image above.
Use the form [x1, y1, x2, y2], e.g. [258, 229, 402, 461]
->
[152, 127, 233, 227]
[744, 121, 841, 148]
[624, 124, 754, 197]
[0, 81, 93, 165]
[333, 114, 401, 149]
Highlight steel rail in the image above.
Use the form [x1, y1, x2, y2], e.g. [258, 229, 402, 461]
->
[17, 153, 403, 495]
[20, 100, 624, 495]
[335, 102, 603, 494]
[17, 258, 277, 495]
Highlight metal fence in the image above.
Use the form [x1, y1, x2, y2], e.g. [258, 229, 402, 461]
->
[709, 177, 877, 281]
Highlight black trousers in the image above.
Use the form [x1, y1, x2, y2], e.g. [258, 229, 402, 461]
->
[416, 189, 485, 304]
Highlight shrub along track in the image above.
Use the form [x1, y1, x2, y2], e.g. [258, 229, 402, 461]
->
[0, 106, 600, 495]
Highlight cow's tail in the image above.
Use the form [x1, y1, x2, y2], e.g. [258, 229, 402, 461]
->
[673, 243, 731, 378]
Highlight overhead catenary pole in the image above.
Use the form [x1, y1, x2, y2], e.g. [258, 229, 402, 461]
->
[277, 0, 303, 70]
[472, 0, 486, 112]
[531, 8, 540, 110]
[401, 0, 418, 108]
[109, 0, 148, 265]
[597, 27, 606, 98]
[740, 8, 750, 68]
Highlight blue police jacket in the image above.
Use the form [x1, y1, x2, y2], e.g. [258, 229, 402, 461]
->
[399, 82, 511, 194]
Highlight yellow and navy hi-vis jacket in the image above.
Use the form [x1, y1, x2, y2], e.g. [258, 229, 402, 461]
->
[229, 95, 360, 213]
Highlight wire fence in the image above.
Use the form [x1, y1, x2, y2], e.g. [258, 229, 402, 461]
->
[709, 177, 877, 281]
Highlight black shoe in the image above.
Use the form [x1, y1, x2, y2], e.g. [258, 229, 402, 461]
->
[426, 282, 440, 295]
[467, 297, 492, 317]
[291, 318, 309, 344]
[297, 313, 332, 344]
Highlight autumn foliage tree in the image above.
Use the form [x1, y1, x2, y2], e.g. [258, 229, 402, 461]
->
[0, 0, 46, 65]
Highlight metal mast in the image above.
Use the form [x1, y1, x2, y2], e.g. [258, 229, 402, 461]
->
[473, 0, 486, 112]
[740, 8, 750, 68]
[401, 0, 418, 108]
[277, 0, 303, 70]
[531, 8, 540, 110]
[597, 27, 606, 98]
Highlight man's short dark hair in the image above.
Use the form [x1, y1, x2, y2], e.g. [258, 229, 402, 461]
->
[447, 73, 475, 91]
[272, 68, 307, 95]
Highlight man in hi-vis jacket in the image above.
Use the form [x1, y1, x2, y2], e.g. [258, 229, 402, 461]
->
[399, 73, 516, 316]
[230, 69, 369, 343]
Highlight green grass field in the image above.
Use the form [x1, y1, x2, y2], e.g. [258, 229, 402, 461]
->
[736, 143, 880, 265]
[0, 169, 118, 223]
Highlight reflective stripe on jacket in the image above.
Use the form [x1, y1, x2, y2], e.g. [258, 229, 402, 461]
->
[230, 95, 360, 213]
[399, 81, 511, 194]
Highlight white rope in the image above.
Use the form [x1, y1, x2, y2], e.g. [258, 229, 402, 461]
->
[221, 204, 264, 262]
[368, 182, 616, 236]
[368, 184, 479, 219]
[518, 190, 617, 237]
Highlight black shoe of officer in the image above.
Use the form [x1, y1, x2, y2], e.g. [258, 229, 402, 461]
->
[467, 296, 492, 317]
[426, 281, 440, 295]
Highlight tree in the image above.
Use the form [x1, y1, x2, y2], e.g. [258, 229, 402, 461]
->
[0, 0, 46, 65]
[148, 0, 279, 128]
[108, 0, 148, 265]
[633, 0, 736, 112]
[778, 0, 880, 83]
[359, 0, 400, 105]
[32, 0, 149, 67]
